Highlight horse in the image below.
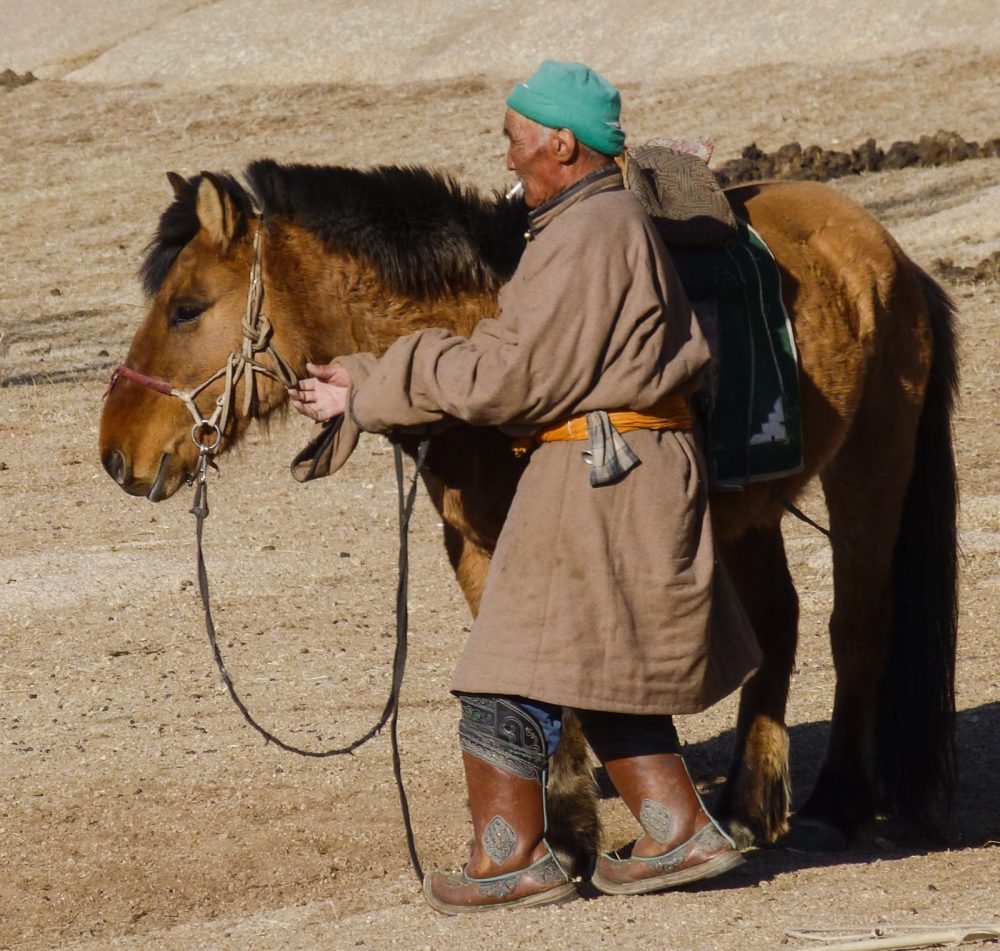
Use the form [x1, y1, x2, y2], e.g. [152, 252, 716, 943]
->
[99, 158, 959, 860]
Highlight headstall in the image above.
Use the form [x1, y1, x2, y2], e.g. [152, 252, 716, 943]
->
[105, 222, 298, 455]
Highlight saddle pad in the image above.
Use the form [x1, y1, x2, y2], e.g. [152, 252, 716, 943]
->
[671, 221, 803, 488]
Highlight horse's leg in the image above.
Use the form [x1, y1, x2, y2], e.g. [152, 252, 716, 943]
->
[440, 519, 491, 616]
[715, 522, 798, 848]
[789, 375, 927, 848]
[795, 295, 957, 848]
[784, 467, 903, 847]
[546, 711, 600, 875]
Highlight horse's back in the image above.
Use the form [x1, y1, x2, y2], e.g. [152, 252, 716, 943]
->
[726, 178, 898, 254]
[731, 183, 932, 399]
[710, 179, 935, 536]
[725, 180, 923, 341]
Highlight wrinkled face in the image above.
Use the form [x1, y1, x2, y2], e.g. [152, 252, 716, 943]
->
[99, 176, 272, 501]
[503, 108, 563, 208]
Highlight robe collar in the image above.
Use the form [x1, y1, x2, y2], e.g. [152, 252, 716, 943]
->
[526, 165, 623, 239]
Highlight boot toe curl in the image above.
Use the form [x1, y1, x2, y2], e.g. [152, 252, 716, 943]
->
[423, 853, 577, 914]
[591, 822, 743, 895]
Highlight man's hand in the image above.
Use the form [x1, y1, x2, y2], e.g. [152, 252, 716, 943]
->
[289, 362, 351, 422]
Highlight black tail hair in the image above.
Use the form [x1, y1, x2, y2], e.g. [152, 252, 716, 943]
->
[876, 267, 959, 836]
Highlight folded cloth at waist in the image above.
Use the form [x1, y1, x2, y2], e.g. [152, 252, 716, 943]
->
[511, 392, 693, 456]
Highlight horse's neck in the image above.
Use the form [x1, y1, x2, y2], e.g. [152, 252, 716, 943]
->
[265, 223, 500, 369]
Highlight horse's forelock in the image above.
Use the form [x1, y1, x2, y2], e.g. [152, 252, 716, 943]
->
[139, 172, 253, 297]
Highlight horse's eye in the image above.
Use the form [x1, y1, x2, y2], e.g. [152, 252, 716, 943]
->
[171, 303, 205, 326]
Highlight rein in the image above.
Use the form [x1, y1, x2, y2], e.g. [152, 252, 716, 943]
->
[107, 218, 428, 883]
[189, 434, 429, 882]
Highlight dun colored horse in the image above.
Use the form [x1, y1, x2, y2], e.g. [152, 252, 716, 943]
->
[100, 160, 958, 858]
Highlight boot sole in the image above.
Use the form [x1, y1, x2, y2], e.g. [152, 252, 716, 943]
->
[422, 878, 578, 915]
[591, 850, 744, 896]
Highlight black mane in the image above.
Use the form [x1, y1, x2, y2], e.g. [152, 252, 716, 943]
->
[141, 160, 528, 300]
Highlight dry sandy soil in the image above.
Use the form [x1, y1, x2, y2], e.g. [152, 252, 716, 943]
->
[1, 3, 999, 949]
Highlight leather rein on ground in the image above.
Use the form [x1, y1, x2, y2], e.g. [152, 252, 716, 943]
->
[106, 219, 427, 882]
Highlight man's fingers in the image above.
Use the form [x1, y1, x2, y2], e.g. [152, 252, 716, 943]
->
[306, 362, 351, 386]
[306, 362, 338, 382]
[289, 376, 348, 422]
[289, 397, 319, 420]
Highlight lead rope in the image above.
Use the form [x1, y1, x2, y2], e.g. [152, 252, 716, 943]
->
[190, 431, 430, 883]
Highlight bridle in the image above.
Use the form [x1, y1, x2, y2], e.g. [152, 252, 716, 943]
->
[105, 217, 428, 882]
[105, 221, 298, 457]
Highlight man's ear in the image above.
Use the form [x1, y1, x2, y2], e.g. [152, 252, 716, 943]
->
[552, 128, 578, 164]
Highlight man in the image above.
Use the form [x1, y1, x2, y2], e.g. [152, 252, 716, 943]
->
[290, 60, 760, 913]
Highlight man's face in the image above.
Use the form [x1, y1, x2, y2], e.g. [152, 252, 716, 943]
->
[503, 108, 561, 208]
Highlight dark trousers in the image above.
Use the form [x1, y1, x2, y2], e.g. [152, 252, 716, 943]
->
[464, 694, 681, 761]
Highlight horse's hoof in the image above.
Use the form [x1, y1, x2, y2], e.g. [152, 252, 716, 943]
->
[779, 816, 848, 853]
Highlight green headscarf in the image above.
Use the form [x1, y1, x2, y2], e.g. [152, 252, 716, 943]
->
[506, 60, 625, 157]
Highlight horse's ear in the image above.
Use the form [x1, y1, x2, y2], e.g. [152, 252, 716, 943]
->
[166, 171, 188, 199]
[195, 172, 241, 254]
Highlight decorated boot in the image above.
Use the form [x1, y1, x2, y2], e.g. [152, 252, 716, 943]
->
[423, 697, 577, 914]
[591, 752, 742, 895]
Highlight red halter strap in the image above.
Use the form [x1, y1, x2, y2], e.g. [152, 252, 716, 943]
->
[101, 223, 297, 452]
[105, 364, 175, 398]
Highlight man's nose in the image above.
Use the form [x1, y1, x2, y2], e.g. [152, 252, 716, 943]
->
[506, 150, 515, 171]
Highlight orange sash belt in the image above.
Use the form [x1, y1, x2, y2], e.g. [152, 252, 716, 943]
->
[511, 392, 694, 456]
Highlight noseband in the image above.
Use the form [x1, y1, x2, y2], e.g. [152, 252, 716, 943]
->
[105, 222, 298, 452]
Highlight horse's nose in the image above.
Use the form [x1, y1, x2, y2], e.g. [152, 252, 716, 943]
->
[102, 448, 131, 487]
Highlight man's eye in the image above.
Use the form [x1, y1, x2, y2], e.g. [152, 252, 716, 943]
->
[172, 303, 205, 325]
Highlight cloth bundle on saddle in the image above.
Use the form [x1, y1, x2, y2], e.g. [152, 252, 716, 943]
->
[622, 138, 803, 487]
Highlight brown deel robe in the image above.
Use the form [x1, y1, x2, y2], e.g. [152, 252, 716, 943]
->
[337, 169, 760, 714]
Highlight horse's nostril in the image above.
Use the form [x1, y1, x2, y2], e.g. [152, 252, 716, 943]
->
[102, 448, 130, 486]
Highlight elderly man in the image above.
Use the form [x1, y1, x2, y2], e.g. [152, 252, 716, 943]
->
[290, 60, 760, 913]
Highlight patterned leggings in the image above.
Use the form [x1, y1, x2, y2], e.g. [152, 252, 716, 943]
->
[458, 693, 680, 762]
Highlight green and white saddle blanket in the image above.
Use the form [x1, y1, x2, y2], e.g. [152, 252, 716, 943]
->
[670, 220, 803, 488]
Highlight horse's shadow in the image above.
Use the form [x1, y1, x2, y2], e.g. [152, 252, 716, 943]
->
[670, 701, 1000, 885]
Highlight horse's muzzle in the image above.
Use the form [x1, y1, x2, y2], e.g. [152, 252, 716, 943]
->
[102, 449, 174, 501]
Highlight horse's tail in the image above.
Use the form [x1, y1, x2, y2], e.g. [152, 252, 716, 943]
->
[546, 712, 600, 877]
[875, 267, 959, 835]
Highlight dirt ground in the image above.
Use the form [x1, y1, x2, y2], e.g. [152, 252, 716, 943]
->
[2, 21, 999, 951]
